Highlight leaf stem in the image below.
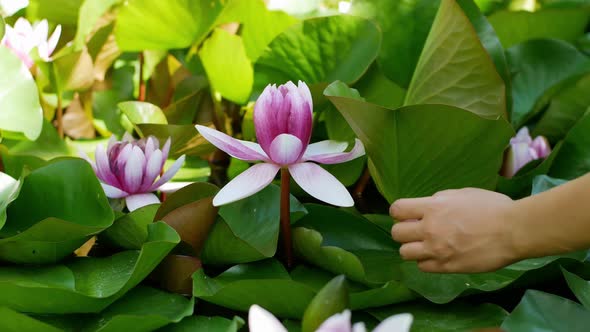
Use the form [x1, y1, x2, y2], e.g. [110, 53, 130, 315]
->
[280, 167, 293, 269]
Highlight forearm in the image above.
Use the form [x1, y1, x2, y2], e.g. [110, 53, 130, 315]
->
[512, 173, 590, 259]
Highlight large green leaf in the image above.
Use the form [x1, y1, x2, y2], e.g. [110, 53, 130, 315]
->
[159, 316, 245, 332]
[399, 251, 585, 304]
[293, 204, 401, 286]
[0, 159, 113, 264]
[216, 0, 298, 61]
[0, 222, 179, 313]
[456, 0, 512, 114]
[28, 0, 83, 25]
[0, 173, 21, 230]
[115, 0, 225, 51]
[405, 0, 506, 119]
[119, 101, 168, 126]
[0, 306, 62, 332]
[488, 7, 590, 48]
[82, 286, 194, 332]
[0, 47, 43, 140]
[533, 74, 590, 143]
[193, 259, 317, 319]
[201, 185, 306, 264]
[369, 301, 507, 332]
[302, 275, 348, 332]
[501, 290, 590, 332]
[74, 0, 120, 48]
[101, 204, 160, 250]
[563, 268, 590, 310]
[549, 111, 590, 179]
[325, 81, 513, 203]
[199, 29, 253, 104]
[255, 15, 380, 86]
[507, 39, 590, 127]
[350, 0, 441, 88]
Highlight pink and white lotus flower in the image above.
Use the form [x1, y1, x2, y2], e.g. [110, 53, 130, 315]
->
[79, 134, 185, 211]
[502, 127, 551, 178]
[1, 18, 61, 68]
[196, 81, 365, 207]
[249, 305, 413, 332]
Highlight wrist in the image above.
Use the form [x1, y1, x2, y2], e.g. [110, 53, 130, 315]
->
[505, 196, 536, 262]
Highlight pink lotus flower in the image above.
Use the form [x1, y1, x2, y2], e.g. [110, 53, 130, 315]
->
[79, 134, 185, 211]
[248, 305, 413, 332]
[502, 127, 551, 178]
[1, 18, 61, 68]
[196, 81, 364, 207]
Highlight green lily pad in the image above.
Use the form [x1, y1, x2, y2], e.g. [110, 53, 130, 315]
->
[399, 250, 585, 304]
[199, 29, 253, 104]
[193, 259, 317, 319]
[507, 38, 590, 127]
[0, 159, 113, 264]
[101, 204, 160, 250]
[501, 290, 590, 332]
[293, 204, 400, 286]
[533, 74, 590, 143]
[368, 301, 507, 332]
[0, 222, 179, 313]
[488, 7, 590, 48]
[119, 101, 168, 126]
[302, 275, 348, 332]
[325, 81, 513, 203]
[256, 15, 380, 87]
[215, 0, 298, 62]
[549, 110, 590, 179]
[27, 0, 82, 25]
[563, 268, 590, 310]
[405, 0, 506, 119]
[0, 306, 62, 332]
[114, 0, 225, 51]
[201, 185, 306, 264]
[82, 286, 194, 332]
[73, 0, 120, 49]
[350, 0, 441, 88]
[0, 47, 43, 140]
[158, 316, 245, 332]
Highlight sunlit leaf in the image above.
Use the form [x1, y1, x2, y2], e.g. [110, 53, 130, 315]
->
[0, 47, 43, 140]
[489, 7, 590, 48]
[405, 0, 506, 118]
[199, 29, 253, 104]
[115, 0, 225, 51]
[325, 81, 513, 203]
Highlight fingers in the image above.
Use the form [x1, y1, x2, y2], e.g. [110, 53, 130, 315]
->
[399, 242, 432, 261]
[391, 219, 423, 243]
[389, 197, 432, 220]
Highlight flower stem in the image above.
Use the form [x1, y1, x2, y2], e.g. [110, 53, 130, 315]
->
[280, 167, 293, 269]
[56, 90, 64, 139]
[138, 52, 146, 102]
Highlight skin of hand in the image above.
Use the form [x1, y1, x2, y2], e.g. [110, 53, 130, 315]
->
[390, 173, 590, 273]
[390, 188, 519, 273]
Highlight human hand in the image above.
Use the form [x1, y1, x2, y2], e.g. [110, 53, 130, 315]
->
[390, 188, 520, 273]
